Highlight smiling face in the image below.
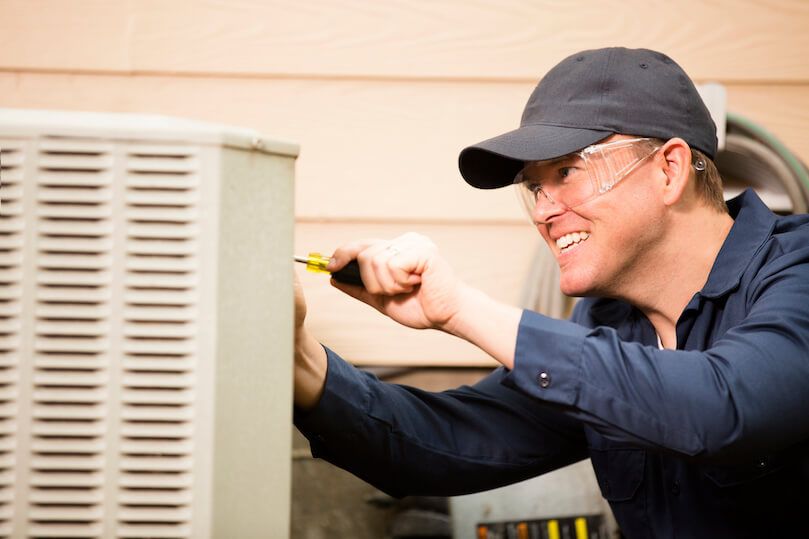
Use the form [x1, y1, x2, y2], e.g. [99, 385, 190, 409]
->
[527, 135, 668, 298]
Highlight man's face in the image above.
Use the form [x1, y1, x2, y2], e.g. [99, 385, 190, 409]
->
[529, 135, 666, 298]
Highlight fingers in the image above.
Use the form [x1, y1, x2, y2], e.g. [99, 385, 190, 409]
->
[359, 242, 414, 295]
[329, 233, 431, 296]
[386, 248, 425, 291]
[328, 238, 383, 272]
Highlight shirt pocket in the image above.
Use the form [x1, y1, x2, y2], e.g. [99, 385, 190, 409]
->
[702, 453, 788, 488]
[589, 447, 646, 501]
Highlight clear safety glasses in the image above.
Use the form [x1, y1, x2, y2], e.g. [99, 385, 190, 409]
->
[514, 137, 661, 216]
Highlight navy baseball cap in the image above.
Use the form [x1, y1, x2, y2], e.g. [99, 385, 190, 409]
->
[458, 47, 718, 189]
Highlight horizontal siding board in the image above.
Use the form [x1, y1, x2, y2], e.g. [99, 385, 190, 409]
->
[2, 0, 809, 81]
[1, 72, 808, 222]
[726, 84, 809, 156]
[1, 0, 132, 71]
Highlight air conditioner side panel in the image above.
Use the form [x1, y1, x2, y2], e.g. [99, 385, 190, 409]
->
[211, 147, 295, 538]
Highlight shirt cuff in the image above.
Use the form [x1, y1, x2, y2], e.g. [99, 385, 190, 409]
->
[293, 346, 371, 456]
[501, 309, 589, 407]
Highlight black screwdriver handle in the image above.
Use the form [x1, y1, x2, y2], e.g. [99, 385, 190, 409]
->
[332, 259, 364, 287]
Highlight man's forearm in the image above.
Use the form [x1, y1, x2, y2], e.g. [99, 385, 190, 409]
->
[445, 285, 522, 370]
[294, 327, 328, 410]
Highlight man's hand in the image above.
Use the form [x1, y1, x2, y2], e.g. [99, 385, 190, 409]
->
[327, 233, 465, 333]
[327, 232, 523, 369]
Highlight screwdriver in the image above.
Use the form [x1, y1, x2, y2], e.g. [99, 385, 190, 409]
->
[294, 253, 364, 286]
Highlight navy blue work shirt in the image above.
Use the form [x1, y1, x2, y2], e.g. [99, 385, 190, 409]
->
[295, 190, 809, 538]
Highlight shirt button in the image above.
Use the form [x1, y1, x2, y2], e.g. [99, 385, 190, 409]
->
[538, 371, 551, 388]
[671, 480, 680, 496]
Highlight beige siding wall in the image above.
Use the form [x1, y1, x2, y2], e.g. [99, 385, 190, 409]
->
[3, 0, 808, 365]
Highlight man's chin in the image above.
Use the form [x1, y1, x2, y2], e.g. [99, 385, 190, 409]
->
[559, 282, 589, 298]
[559, 273, 598, 298]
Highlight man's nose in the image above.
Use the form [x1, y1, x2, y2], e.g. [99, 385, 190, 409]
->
[531, 189, 566, 223]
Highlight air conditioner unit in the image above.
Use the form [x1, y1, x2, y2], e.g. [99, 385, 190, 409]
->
[0, 108, 297, 538]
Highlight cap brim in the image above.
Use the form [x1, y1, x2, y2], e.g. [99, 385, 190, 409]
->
[458, 124, 612, 189]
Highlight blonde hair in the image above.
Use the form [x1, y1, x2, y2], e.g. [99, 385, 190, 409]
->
[647, 137, 727, 212]
[691, 148, 727, 213]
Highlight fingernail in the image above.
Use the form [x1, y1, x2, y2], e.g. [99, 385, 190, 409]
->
[326, 257, 337, 270]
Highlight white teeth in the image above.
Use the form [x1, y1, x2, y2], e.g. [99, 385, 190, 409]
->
[556, 231, 590, 251]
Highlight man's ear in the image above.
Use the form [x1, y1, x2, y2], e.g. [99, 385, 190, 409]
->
[658, 137, 692, 206]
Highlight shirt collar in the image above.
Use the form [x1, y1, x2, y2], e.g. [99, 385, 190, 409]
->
[699, 189, 777, 298]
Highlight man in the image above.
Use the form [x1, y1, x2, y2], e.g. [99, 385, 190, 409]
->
[293, 48, 809, 537]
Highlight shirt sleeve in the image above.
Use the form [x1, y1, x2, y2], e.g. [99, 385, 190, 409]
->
[502, 251, 809, 461]
[294, 346, 588, 498]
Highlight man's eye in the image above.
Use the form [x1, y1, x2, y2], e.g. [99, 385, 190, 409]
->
[559, 167, 575, 178]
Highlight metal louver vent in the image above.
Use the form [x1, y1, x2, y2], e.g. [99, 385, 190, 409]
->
[119, 145, 199, 539]
[31, 138, 113, 538]
[0, 107, 297, 538]
[29, 139, 201, 538]
[0, 140, 24, 538]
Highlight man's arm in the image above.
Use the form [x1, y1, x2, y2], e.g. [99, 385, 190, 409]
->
[293, 326, 327, 409]
[503, 257, 809, 461]
[453, 256, 809, 461]
[325, 234, 809, 462]
[294, 346, 588, 498]
[292, 268, 586, 497]
[292, 271, 327, 409]
[326, 233, 522, 368]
